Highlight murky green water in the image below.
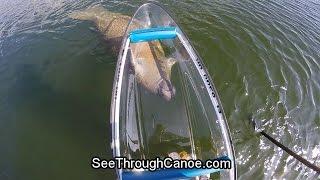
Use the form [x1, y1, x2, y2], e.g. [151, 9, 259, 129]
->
[1, 0, 319, 179]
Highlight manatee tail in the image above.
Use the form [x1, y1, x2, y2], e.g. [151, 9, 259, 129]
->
[69, 4, 110, 21]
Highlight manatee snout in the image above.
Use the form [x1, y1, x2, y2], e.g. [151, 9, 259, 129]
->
[157, 79, 176, 101]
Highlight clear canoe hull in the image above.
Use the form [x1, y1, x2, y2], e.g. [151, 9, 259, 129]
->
[110, 2, 236, 179]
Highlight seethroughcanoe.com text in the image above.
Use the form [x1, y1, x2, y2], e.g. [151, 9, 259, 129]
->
[91, 157, 232, 171]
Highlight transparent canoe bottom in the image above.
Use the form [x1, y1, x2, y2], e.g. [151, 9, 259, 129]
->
[117, 55, 229, 177]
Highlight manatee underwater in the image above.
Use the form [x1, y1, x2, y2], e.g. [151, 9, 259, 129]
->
[69, 5, 176, 101]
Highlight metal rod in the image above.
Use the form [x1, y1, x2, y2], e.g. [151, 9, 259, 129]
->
[259, 130, 320, 173]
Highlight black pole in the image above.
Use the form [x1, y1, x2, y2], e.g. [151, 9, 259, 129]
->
[259, 130, 320, 173]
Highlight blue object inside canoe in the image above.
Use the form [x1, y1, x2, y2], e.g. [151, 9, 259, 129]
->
[122, 167, 221, 180]
[122, 156, 230, 180]
[129, 27, 177, 43]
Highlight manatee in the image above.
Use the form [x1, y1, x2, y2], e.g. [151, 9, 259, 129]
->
[69, 5, 130, 53]
[130, 41, 176, 101]
[69, 5, 176, 101]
